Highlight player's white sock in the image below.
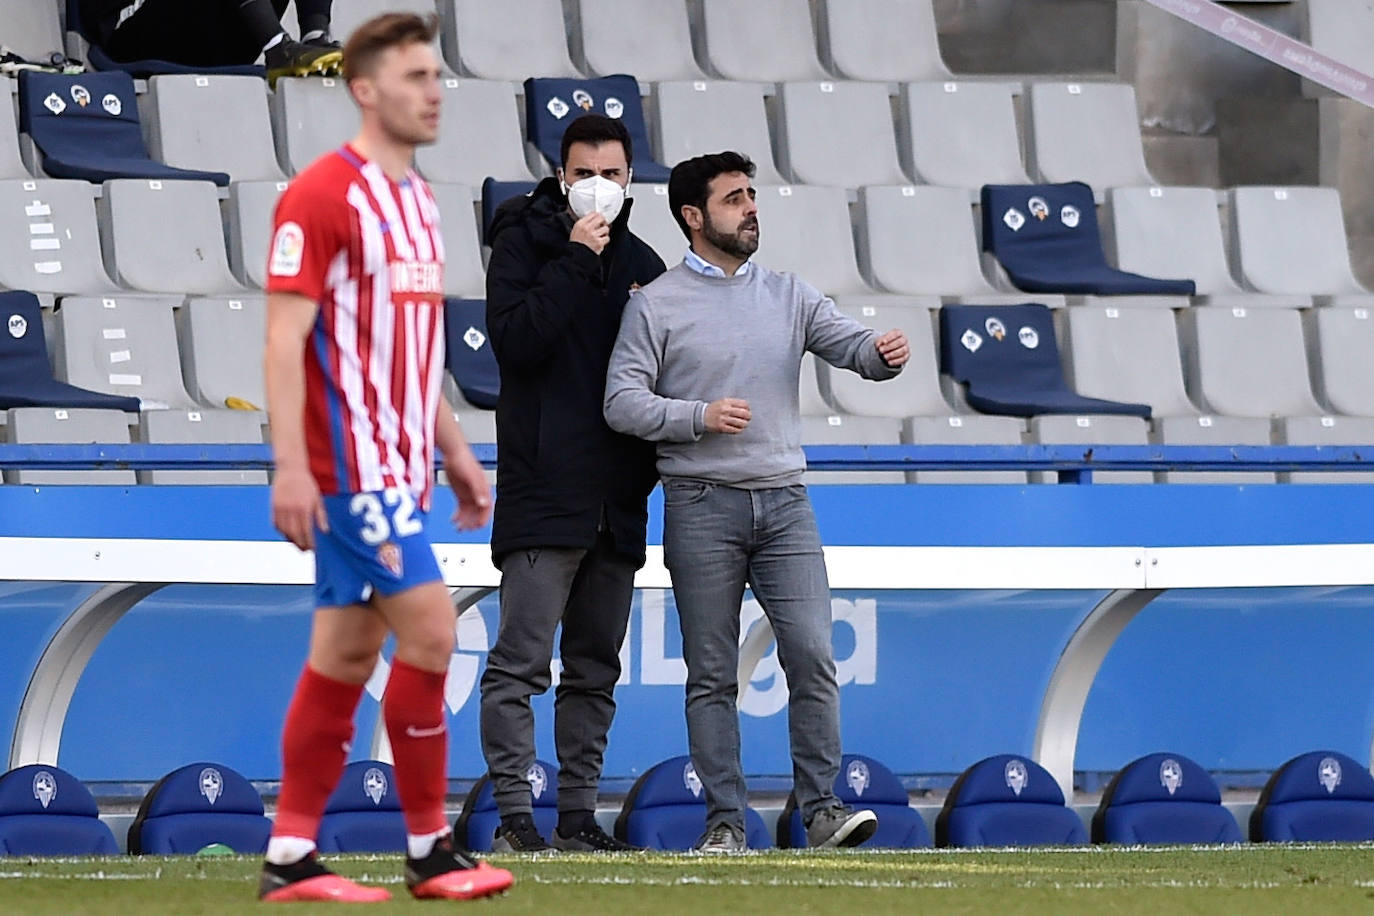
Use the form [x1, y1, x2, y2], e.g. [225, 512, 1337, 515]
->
[265, 835, 316, 866]
[406, 827, 449, 860]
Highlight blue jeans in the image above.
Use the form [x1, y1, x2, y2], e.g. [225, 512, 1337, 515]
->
[662, 480, 842, 831]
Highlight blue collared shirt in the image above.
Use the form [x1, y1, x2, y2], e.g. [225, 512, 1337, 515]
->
[683, 247, 752, 278]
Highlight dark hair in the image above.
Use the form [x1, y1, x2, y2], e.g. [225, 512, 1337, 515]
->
[559, 114, 633, 168]
[667, 152, 756, 239]
[342, 12, 439, 81]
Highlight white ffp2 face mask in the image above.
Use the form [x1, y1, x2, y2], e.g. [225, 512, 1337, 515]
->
[562, 174, 627, 223]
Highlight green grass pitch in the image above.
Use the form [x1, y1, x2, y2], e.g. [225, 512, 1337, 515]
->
[3, 845, 1374, 914]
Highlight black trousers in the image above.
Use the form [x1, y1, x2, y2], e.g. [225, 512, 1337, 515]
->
[100, 0, 321, 66]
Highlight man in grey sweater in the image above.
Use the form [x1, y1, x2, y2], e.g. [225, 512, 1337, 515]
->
[604, 152, 910, 852]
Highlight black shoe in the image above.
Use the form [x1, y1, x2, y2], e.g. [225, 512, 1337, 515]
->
[302, 31, 342, 51]
[259, 852, 391, 902]
[405, 834, 514, 900]
[265, 37, 342, 86]
[553, 821, 640, 852]
[491, 813, 553, 853]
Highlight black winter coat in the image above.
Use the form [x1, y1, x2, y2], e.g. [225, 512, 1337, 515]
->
[485, 177, 666, 567]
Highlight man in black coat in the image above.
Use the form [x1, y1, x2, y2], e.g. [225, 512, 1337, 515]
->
[480, 115, 665, 852]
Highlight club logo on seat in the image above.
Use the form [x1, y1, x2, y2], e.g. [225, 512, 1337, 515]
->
[363, 767, 387, 805]
[199, 767, 223, 805]
[8, 314, 26, 339]
[1003, 208, 1025, 232]
[463, 327, 486, 351]
[1018, 326, 1039, 349]
[845, 760, 870, 798]
[70, 85, 90, 107]
[573, 89, 594, 111]
[1318, 756, 1342, 794]
[1027, 196, 1049, 221]
[1159, 758, 1183, 796]
[546, 96, 569, 120]
[32, 771, 56, 809]
[984, 317, 1006, 341]
[527, 763, 548, 800]
[1060, 205, 1080, 229]
[604, 97, 624, 119]
[43, 93, 65, 115]
[1004, 759, 1029, 796]
[683, 761, 702, 798]
[102, 94, 122, 117]
[960, 329, 983, 353]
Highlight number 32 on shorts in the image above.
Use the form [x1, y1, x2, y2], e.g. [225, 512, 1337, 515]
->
[349, 489, 423, 546]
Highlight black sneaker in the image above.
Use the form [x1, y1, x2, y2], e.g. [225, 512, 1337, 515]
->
[259, 852, 391, 902]
[265, 38, 343, 86]
[552, 821, 640, 852]
[405, 834, 514, 900]
[491, 813, 554, 853]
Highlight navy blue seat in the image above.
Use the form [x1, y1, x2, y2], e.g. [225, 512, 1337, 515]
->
[481, 179, 537, 244]
[776, 753, 929, 848]
[939, 303, 1151, 418]
[1251, 750, 1374, 842]
[65, 1, 265, 79]
[0, 291, 140, 412]
[523, 76, 671, 183]
[613, 755, 772, 851]
[0, 764, 118, 856]
[1092, 753, 1242, 845]
[456, 760, 559, 852]
[982, 182, 1195, 296]
[127, 762, 269, 855]
[444, 299, 499, 409]
[18, 71, 229, 185]
[317, 761, 405, 853]
[936, 754, 1087, 848]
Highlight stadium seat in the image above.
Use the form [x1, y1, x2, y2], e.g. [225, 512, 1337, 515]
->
[1092, 753, 1242, 845]
[1153, 416, 1276, 484]
[439, 0, 580, 80]
[626, 183, 688, 266]
[18, 71, 229, 185]
[1276, 417, 1374, 484]
[0, 0, 66, 65]
[776, 81, 909, 188]
[939, 304, 1152, 419]
[653, 81, 786, 185]
[3, 406, 137, 485]
[1251, 750, 1374, 842]
[901, 415, 1028, 484]
[127, 762, 270, 855]
[226, 181, 287, 289]
[144, 75, 285, 182]
[982, 183, 1196, 296]
[330, 0, 445, 54]
[816, 0, 950, 82]
[0, 91, 31, 180]
[1229, 187, 1374, 304]
[63, 0, 264, 78]
[776, 753, 931, 848]
[1061, 306, 1199, 418]
[819, 305, 949, 418]
[317, 761, 406, 853]
[1030, 415, 1153, 484]
[0, 178, 121, 294]
[573, 0, 706, 81]
[444, 298, 499, 409]
[1306, 307, 1374, 418]
[480, 178, 538, 243]
[799, 353, 833, 417]
[455, 760, 559, 851]
[269, 77, 359, 175]
[1027, 82, 1156, 190]
[455, 406, 497, 444]
[0, 764, 119, 856]
[901, 82, 1031, 189]
[177, 296, 266, 410]
[1178, 307, 1324, 419]
[138, 409, 267, 485]
[800, 416, 906, 485]
[523, 75, 670, 182]
[0, 290, 140, 413]
[936, 754, 1087, 847]
[53, 296, 198, 410]
[98, 179, 243, 295]
[697, 0, 829, 82]
[415, 79, 537, 185]
[427, 183, 486, 297]
[613, 755, 772, 851]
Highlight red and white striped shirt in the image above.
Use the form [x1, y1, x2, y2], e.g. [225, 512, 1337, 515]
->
[267, 144, 446, 508]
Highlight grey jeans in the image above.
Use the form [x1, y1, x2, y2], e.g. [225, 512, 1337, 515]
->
[478, 530, 637, 817]
[662, 480, 842, 831]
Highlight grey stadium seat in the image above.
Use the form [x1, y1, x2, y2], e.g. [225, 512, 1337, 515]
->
[1062, 306, 1199, 417]
[98, 179, 244, 295]
[1153, 415, 1275, 484]
[1306, 307, 1374, 417]
[857, 185, 1003, 299]
[1, 89, 30, 179]
[627, 183, 687, 266]
[270, 77, 359, 175]
[415, 79, 536, 185]
[776, 81, 909, 188]
[1229, 187, 1374, 303]
[145, 75, 285, 182]
[426, 182, 486, 297]
[1278, 416, 1374, 484]
[574, 0, 705, 80]
[1179, 307, 1323, 419]
[0, 178, 119, 294]
[799, 353, 833, 417]
[0, 0, 65, 63]
[1028, 82, 1155, 190]
[800, 415, 905, 485]
[697, 0, 829, 82]
[178, 296, 266, 410]
[1030, 415, 1153, 484]
[448, 408, 497, 486]
[821, 305, 949, 419]
[137, 409, 267, 485]
[330, 0, 443, 50]
[902, 415, 1027, 484]
[901, 82, 1030, 190]
[226, 180, 286, 289]
[53, 296, 198, 410]
[653, 81, 785, 185]
[816, 0, 950, 82]
[4, 407, 136, 486]
[439, 0, 579, 80]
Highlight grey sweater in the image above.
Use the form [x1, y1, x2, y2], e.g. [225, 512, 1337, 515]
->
[603, 262, 900, 488]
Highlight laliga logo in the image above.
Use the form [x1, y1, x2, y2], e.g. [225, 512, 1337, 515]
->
[32, 771, 57, 809]
[527, 764, 548, 800]
[363, 767, 388, 805]
[846, 760, 871, 798]
[1159, 758, 1183, 796]
[735, 597, 877, 718]
[1319, 757, 1342, 795]
[366, 605, 489, 714]
[199, 767, 223, 805]
[1004, 759, 1029, 797]
[683, 761, 703, 798]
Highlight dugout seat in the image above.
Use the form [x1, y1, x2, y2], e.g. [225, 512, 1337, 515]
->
[98, 179, 244, 295]
[574, 0, 706, 81]
[0, 290, 139, 413]
[776, 754, 930, 848]
[523, 75, 670, 182]
[936, 754, 1087, 847]
[939, 304, 1151, 419]
[0, 178, 121, 294]
[1062, 306, 1198, 417]
[269, 77, 358, 176]
[1092, 753, 1242, 845]
[53, 296, 198, 409]
[444, 299, 499, 409]
[0, 764, 118, 856]
[613, 755, 772, 850]
[455, 760, 559, 852]
[1251, 750, 1374, 842]
[481, 178, 538, 243]
[128, 762, 269, 855]
[1179, 306, 1324, 419]
[1229, 187, 1374, 305]
[317, 761, 406, 853]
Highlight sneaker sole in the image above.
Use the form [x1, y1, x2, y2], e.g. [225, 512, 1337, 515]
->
[261, 874, 392, 903]
[409, 864, 514, 900]
[492, 836, 556, 854]
[815, 811, 879, 849]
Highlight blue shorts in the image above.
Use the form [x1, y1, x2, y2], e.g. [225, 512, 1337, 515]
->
[313, 489, 444, 608]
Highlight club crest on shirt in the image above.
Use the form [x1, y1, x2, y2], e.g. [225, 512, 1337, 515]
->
[378, 542, 403, 577]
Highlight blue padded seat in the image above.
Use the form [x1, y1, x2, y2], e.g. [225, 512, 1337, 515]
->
[481, 178, 537, 244]
[127, 762, 269, 855]
[18, 71, 229, 185]
[1092, 753, 1242, 845]
[0, 291, 140, 411]
[444, 299, 499, 409]
[776, 753, 930, 848]
[613, 755, 772, 851]
[939, 303, 1151, 418]
[523, 75, 671, 182]
[936, 754, 1087, 848]
[1251, 750, 1374, 842]
[455, 760, 559, 852]
[982, 182, 1195, 296]
[317, 760, 405, 853]
[64, 1, 265, 79]
[0, 764, 118, 856]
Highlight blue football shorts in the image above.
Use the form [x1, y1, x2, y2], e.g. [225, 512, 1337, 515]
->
[313, 488, 444, 608]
